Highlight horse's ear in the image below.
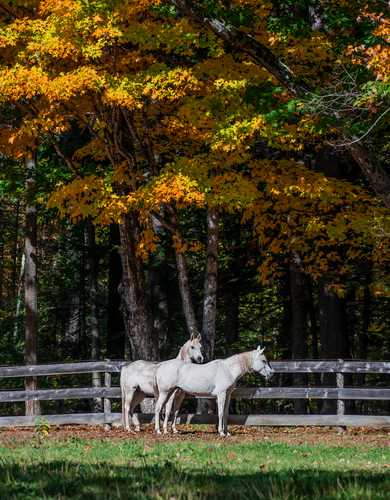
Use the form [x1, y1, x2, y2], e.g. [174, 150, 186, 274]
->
[190, 333, 195, 341]
[197, 334, 202, 341]
[257, 345, 265, 354]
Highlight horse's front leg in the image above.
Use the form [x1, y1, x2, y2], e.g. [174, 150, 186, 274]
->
[217, 393, 227, 437]
[223, 393, 232, 437]
[163, 390, 176, 434]
[155, 390, 172, 434]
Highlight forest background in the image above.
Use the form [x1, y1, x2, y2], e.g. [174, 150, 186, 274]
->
[1, 0, 390, 418]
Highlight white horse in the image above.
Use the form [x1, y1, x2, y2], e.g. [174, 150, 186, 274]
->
[121, 334, 203, 433]
[154, 346, 273, 436]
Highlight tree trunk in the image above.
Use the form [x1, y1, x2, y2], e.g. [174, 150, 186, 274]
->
[289, 249, 308, 414]
[149, 215, 170, 360]
[167, 205, 200, 337]
[0, 198, 3, 310]
[356, 266, 372, 414]
[306, 275, 322, 411]
[106, 223, 125, 360]
[277, 267, 293, 412]
[201, 205, 219, 363]
[224, 225, 240, 346]
[315, 146, 352, 415]
[318, 275, 350, 414]
[87, 217, 102, 412]
[25, 152, 40, 416]
[63, 223, 84, 359]
[118, 211, 159, 361]
[224, 266, 240, 346]
[197, 205, 219, 414]
[308, 0, 329, 33]
[13, 251, 25, 342]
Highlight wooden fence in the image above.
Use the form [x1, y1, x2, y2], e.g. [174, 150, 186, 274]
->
[1, 359, 390, 430]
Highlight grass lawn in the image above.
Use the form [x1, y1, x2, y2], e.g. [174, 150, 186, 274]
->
[0, 425, 389, 499]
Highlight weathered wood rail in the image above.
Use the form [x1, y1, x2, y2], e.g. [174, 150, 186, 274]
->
[0, 359, 389, 429]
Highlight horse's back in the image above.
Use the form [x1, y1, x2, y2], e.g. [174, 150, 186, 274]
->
[157, 358, 221, 396]
[121, 360, 160, 395]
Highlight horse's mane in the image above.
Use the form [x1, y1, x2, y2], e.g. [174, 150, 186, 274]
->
[224, 351, 254, 373]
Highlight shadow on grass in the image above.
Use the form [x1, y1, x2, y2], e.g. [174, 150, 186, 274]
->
[0, 460, 389, 500]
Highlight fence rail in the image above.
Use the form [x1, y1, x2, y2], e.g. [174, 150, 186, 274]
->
[0, 359, 389, 429]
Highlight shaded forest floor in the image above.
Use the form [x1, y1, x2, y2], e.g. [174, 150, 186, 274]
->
[0, 425, 390, 499]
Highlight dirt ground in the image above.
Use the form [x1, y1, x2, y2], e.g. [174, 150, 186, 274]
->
[0, 425, 389, 447]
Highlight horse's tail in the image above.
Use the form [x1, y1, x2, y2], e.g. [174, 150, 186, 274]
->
[121, 371, 126, 430]
[153, 368, 159, 401]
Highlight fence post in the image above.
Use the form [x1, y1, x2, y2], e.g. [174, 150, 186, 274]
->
[336, 359, 347, 435]
[104, 360, 112, 431]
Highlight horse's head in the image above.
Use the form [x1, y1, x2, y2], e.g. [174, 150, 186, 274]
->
[253, 346, 273, 381]
[189, 333, 204, 363]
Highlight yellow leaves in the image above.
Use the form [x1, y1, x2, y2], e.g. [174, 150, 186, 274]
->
[132, 169, 206, 210]
[348, 11, 390, 81]
[172, 233, 188, 254]
[136, 223, 158, 259]
[189, 241, 203, 252]
[47, 174, 116, 223]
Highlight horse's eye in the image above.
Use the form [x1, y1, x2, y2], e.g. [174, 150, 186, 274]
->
[191, 346, 194, 349]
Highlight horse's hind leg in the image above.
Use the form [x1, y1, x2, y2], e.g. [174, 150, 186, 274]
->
[123, 388, 134, 433]
[223, 393, 232, 437]
[217, 393, 227, 437]
[130, 391, 146, 432]
[171, 390, 185, 434]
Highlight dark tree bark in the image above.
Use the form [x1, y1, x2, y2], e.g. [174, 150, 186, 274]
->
[164, 205, 200, 337]
[118, 211, 160, 361]
[63, 223, 84, 359]
[13, 250, 25, 342]
[308, 0, 329, 33]
[289, 249, 308, 414]
[106, 223, 125, 360]
[197, 205, 219, 414]
[224, 222, 240, 346]
[225, 269, 240, 345]
[277, 266, 293, 409]
[347, 287, 356, 357]
[315, 147, 352, 414]
[201, 205, 219, 363]
[356, 266, 372, 414]
[149, 215, 170, 360]
[0, 198, 3, 310]
[306, 275, 322, 390]
[87, 216, 102, 412]
[25, 152, 40, 416]
[318, 275, 350, 414]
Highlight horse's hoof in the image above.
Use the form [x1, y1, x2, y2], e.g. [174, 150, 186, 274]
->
[226, 432, 231, 437]
[163, 430, 169, 435]
[156, 430, 162, 435]
[219, 432, 226, 437]
[135, 427, 141, 432]
[172, 429, 179, 435]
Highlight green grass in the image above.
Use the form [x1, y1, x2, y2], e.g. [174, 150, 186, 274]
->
[0, 433, 389, 499]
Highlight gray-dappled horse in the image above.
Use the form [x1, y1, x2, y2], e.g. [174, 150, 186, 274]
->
[154, 346, 273, 436]
[121, 334, 203, 432]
